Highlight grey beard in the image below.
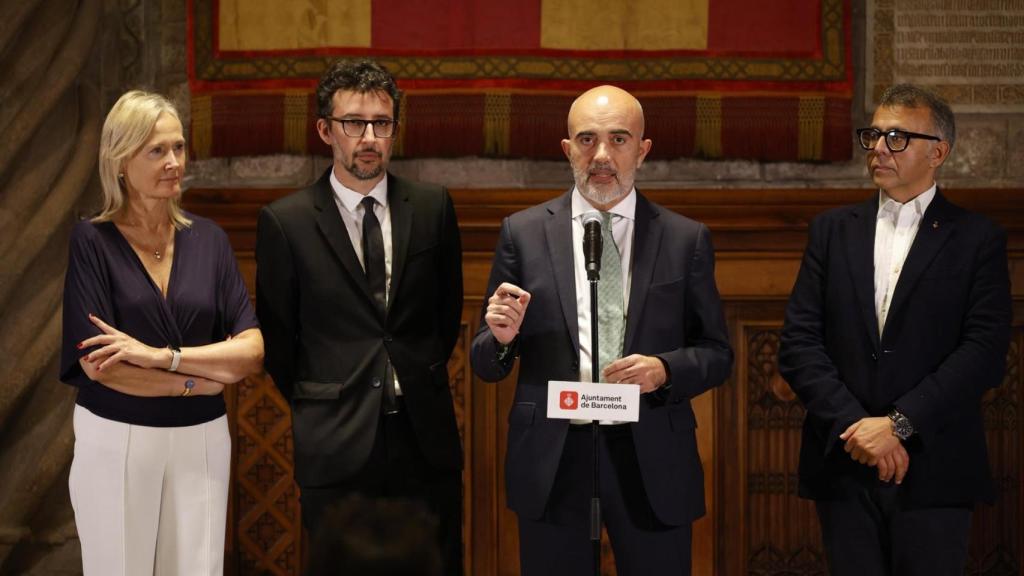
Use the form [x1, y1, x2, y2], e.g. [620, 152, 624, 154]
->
[574, 166, 628, 206]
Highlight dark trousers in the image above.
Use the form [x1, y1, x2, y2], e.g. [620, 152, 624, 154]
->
[300, 400, 463, 576]
[518, 425, 692, 576]
[816, 483, 972, 576]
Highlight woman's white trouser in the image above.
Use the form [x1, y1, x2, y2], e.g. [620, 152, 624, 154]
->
[69, 405, 230, 576]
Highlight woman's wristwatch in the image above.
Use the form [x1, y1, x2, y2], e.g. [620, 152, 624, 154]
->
[168, 346, 182, 372]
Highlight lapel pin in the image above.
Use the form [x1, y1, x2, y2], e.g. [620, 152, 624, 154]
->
[932, 220, 939, 229]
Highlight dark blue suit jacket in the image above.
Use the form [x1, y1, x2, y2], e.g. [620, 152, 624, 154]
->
[779, 191, 1012, 506]
[470, 190, 733, 525]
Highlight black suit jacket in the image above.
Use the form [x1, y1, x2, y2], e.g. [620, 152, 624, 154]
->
[470, 191, 733, 525]
[779, 191, 1012, 506]
[256, 169, 464, 488]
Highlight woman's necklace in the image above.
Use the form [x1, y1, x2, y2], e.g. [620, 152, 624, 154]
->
[121, 223, 170, 262]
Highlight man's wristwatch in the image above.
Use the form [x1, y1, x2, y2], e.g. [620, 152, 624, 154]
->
[888, 409, 914, 441]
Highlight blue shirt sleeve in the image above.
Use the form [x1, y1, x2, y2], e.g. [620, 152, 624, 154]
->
[60, 221, 115, 387]
[214, 223, 259, 338]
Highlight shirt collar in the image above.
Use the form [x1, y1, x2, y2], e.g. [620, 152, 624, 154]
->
[877, 183, 936, 219]
[570, 187, 637, 222]
[330, 169, 389, 212]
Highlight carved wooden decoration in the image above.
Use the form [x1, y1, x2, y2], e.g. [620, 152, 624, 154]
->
[744, 326, 826, 576]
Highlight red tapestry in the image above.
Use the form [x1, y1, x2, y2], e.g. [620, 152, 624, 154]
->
[188, 0, 851, 161]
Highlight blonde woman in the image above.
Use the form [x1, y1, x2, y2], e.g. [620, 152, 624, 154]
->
[59, 90, 263, 575]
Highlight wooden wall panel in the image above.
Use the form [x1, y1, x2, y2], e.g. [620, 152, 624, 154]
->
[229, 373, 301, 575]
[968, 319, 1023, 575]
[185, 187, 1023, 576]
[741, 323, 825, 576]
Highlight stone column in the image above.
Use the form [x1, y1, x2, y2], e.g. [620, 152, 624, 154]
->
[0, 0, 103, 572]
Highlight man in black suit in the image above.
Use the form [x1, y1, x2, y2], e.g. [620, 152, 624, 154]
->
[470, 85, 733, 575]
[256, 60, 463, 574]
[779, 84, 1012, 576]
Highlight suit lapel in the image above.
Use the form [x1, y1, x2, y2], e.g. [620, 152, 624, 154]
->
[544, 193, 580, 354]
[844, 196, 881, 348]
[313, 170, 375, 305]
[886, 191, 956, 324]
[386, 175, 413, 316]
[624, 193, 661, 354]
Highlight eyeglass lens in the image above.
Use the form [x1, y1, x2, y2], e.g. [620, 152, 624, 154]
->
[340, 119, 395, 138]
[859, 129, 909, 152]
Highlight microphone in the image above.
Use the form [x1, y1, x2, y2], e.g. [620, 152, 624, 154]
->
[582, 211, 603, 281]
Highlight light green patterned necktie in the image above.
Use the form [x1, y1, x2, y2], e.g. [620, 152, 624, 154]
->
[597, 211, 624, 378]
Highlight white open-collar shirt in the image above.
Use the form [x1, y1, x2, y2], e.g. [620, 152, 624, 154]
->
[874, 183, 936, 336]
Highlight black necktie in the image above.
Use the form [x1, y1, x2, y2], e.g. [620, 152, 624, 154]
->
[360, 196, 398, 414]
[361, 196, 387, 317]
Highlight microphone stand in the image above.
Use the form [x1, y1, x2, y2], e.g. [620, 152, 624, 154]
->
[588, 271, 601, 576]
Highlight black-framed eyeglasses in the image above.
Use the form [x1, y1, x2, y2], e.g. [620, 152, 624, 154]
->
[324, 117, 398, 138]
[856, 128, 941, 152]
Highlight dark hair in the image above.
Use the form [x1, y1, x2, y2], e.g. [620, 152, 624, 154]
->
[878, 84, 956, 149]
[306, 495, 442, 576]
[316, 59, 401, 120]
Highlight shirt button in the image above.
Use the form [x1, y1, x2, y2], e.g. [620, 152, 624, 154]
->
[372, 377, 382, 388]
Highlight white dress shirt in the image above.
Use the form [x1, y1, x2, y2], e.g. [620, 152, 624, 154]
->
[571, 188, 635, 424]
[874, 184, 936, 336]
[329, 170, 402, 394]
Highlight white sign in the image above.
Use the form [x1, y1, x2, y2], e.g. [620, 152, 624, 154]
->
[546, 380, 640, 422]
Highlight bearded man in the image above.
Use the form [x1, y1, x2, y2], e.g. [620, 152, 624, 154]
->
[256, 59, 464, 574]
[470, 85, 733, 576]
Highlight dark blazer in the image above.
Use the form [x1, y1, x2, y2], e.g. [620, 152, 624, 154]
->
[470, 190, 733, 525]
[779, 191, 1012, 506]
[256, 169, 464, 488]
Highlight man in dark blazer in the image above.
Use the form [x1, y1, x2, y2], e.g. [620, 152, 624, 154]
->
[255, 60, 464, 574]
[779, 84, 1012, 576]
[470, 85, 733, 575]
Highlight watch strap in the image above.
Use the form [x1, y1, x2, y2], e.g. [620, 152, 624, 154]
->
[168, 347, 182, 372]
[888, 409, 914, 440]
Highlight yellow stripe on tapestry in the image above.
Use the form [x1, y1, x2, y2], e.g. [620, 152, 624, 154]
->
[218, 0, 371, 51]
[191, 95, 213, 160]
[798, 96, 825, 161]
[541, 0, 708, 50]
[694, 95, 721, 159]
[484, 93, 511, 157]
[283, 92, 309, 155]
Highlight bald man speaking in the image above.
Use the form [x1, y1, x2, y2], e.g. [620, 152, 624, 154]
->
[470, 86, 733, 575]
